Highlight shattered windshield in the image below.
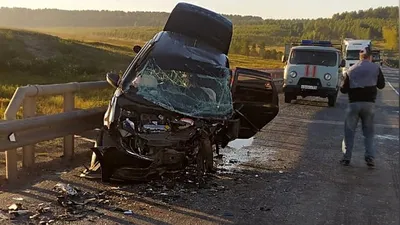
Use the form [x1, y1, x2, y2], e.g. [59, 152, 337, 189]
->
[126, 57, 233, 119]
[290, 49, 338, 67]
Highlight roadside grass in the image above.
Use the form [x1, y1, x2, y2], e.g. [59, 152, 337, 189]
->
[0, 27, 282, 119]
[25, 26, 154, 49]
[0, 28, 129, 119]
[28, 26, 287, 58]
[229, 54, 283, 69]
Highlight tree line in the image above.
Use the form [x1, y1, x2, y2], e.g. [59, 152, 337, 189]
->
[229, 39, 284, 59]
[0, 6, 398, 52]
[0, 6, 397, 27]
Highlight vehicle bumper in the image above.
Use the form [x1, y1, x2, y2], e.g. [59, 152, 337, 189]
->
[283, 84, 337, 97]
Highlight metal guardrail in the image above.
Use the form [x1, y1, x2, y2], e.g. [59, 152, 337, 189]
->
[0, 107, 106, 150]
[1, 81, 110, 182]
[383, 59, 400, 68]
[0, 69, 284, 183]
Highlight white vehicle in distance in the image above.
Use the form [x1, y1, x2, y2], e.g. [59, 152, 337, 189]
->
[342, 39, 372, 72]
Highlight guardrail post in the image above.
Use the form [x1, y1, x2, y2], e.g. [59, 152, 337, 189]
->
[4, 96, 19, 181]
[5, 151, 17, 181]
[22, 97, 36, 168]
[63, 92, 75, 159]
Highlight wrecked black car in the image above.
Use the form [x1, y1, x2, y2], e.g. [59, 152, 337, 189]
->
[86, 3, 279, 182]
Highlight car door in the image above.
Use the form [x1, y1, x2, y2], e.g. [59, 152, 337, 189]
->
[231, 67, 279, 139]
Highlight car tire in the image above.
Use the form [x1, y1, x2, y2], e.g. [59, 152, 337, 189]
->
[328, 94, 337, 107]
[284, 93, 292, 103]
[163, 2, 233, 54]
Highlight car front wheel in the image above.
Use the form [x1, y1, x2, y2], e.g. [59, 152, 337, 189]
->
[328, 94, 337, 107]
[284, 93, 296, 103]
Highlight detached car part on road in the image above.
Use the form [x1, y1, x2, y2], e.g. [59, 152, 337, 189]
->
[89, 3, 280, 182]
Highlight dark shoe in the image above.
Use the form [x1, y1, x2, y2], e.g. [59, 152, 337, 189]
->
[340, 159, 350, 166]
[365, 157, 375, 168]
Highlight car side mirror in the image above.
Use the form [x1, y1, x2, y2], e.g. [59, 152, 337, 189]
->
[133, 45, 142, 54]
[339, 59, 346, 68]
[106, 72, 120, 88]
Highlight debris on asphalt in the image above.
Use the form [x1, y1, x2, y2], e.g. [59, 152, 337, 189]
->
[259, 207, 271, 211]
[217, 186, 225, 190]
[0, 211, 8, 220]
[7, 203, 31, 219]
[10, 210, 29, 216]
[215, 154, 223, 159]
[229, 159, 239, 164]
[0, 161, 236, 223]
[29, 213, 40, 219]
[39, 219, 55, 225]
[8, 203, 22, 211]
[53, 183, 78, 196]
[55, 171, 68, 175]
[111, 207, 125, 212]
[0, 183, 113, 223]
[123, 210, 133, 215]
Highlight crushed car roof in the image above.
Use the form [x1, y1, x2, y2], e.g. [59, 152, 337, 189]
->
[163, 2, 233, 55]
[150, 31, 228, 69]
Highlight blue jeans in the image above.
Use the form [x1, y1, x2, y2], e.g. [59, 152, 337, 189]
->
[342, 102, 376, 161]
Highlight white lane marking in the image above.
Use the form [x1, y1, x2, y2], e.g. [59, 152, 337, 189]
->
[383, 67, 399, 96]
[387, 81, 399, 96]
[376, 134, 399, 141]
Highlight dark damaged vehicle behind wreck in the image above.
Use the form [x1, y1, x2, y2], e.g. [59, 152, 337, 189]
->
[91, 2, 280, 182]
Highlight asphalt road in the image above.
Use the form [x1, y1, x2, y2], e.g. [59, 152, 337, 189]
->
[382, 66, 399, 95]
[0, 69, 398, 225]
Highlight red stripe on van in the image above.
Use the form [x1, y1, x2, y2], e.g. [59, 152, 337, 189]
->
[312, 65, 317, 77]
[305, 65, 310, 77]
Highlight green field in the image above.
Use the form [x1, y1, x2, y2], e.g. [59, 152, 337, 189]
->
[0, 28, 283, 119]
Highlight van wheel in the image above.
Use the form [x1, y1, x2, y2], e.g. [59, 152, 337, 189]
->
[328, 95, 337, 107]
[284, 93, 292, 103]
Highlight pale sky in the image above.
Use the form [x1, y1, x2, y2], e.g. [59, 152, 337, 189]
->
[0, 0, 398, 19]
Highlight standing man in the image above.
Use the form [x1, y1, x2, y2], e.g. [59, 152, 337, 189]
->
[339, 47, 385, 167]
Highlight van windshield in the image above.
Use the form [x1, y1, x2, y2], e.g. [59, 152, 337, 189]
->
[345, 50, 361, 60]
[289, 49, 338, 67]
